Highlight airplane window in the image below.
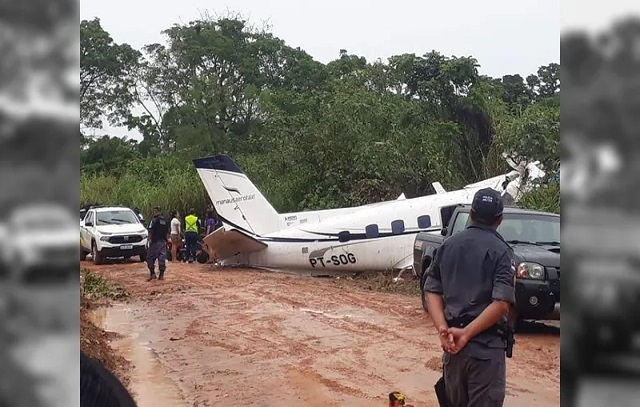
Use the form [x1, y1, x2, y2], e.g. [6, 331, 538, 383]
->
[365, 224, 379, 238]
[338, 231, 351, 242]
[417, 215, 431, 229]
[391, 220, 405, 234]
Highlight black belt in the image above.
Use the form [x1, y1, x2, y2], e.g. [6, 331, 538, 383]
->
[446, 315, 504, 337]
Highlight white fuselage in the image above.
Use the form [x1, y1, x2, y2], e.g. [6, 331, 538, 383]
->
[219, 187, 479, 274]
[195, 153, 545, 275]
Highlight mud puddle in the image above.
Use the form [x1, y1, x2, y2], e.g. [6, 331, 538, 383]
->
[89, 304, 187, 407]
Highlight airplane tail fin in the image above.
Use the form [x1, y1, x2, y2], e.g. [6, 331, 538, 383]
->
[193, 155, 282, 236]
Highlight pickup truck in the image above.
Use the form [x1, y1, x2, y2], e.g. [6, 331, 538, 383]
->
[80, 206, 148, 264]
[414, 204, 560, 324]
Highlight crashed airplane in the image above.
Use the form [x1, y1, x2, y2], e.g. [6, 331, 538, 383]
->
[193, 154, 545, 276]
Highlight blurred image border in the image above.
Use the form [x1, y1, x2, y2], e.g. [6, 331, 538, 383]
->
[561, 3, 640, 406]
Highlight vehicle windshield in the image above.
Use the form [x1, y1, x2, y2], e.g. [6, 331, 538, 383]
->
[450, 212, 560, 245]
[96, 210, 140, 225]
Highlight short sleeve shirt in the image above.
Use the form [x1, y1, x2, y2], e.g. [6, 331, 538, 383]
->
[148, 215, 169, 243]
[170, 218, 181, 235]
[424, 223, 516, 358]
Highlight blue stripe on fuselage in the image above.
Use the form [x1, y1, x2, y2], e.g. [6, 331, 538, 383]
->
[216, 214, 438, 243]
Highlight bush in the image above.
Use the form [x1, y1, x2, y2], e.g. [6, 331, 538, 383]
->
[80, 157, 211, 220]
[518, 183, 560, 214]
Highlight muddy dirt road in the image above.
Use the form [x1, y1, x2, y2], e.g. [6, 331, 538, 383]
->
[84, 261, 560, 407]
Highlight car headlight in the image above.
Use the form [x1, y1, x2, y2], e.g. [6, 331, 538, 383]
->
[516, 262, 545, 279]
[99, 236, 110, 242]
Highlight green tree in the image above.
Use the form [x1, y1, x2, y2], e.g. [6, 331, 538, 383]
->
[79, 13, 560, 216]
[80, 136, 141, 176]
[80, 18, 141, 129]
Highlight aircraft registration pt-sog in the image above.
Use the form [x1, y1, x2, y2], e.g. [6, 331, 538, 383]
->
[194, 154, 545, 276]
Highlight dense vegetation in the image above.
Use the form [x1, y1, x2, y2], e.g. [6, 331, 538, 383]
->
[80, 14, 560, 218]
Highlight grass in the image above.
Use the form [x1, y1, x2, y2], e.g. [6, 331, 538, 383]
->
[81, 269, 129, 301]
[80, 167, 211, 221]
[331, 271, 422, 296]
[80, 269, 132, 387]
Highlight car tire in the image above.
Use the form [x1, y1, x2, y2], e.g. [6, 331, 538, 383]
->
[420, 268, 429, 313]
[92, 242, 104, 265]
[139, 250, 147, 263]
[80, 246, 87, 261]
[196, 250, 209, 264]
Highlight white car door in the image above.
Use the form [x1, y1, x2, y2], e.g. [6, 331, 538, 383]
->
[80, 211, 94, 250]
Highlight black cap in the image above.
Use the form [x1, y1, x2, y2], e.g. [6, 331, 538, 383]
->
[471, 188, 504, 222]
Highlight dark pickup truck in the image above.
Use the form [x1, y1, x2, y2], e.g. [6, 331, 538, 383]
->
[414, 204, 560, 324]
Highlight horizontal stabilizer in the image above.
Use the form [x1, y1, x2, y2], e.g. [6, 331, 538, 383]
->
[202, 227, 267, 261]
[432, 182, 446, 194]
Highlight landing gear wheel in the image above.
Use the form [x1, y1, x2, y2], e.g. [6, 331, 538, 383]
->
[92, 242, 104, 265]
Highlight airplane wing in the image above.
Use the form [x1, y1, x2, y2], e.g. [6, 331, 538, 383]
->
[202, 227, 267, 261]
[432, 182, 446, 194]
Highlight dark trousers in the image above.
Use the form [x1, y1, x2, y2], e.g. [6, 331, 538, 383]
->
[184, 232, 198, 261]
[146, 241, 167, 274]
[443, 351, 506, 406]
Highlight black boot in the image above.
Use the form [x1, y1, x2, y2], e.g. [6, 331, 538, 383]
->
[158, 270, 165, 280]
[147, 270, 157, 281]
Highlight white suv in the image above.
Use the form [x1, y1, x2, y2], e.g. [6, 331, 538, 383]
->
[80, 206, 148, 264]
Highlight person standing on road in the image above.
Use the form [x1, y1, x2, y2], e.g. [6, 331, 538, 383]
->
[169, 211, 182, 263]
[424, 188, 516, 407]
[203, 210, 218, 265]
[134, 207, 144, 223]
[146, 206, 169, 281]
[184, 208, 200, 263]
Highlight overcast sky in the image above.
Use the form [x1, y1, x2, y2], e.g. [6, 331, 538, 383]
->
[82, 0, 560, 77]
[81, 0, 568, 139]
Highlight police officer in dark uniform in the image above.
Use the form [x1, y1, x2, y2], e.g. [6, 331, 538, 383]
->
[146, 206, 169, 281]
[424, 188, 516, 407]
